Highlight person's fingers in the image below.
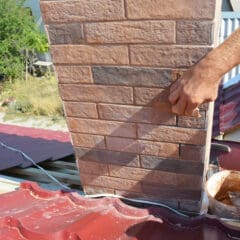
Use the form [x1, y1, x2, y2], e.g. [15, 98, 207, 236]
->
[192, 108, 201, 118]
[171, 97, 187, 115]
[169, 81, 178, 93]
[169, 88, 181, 105]
[185, 102, 200, 117]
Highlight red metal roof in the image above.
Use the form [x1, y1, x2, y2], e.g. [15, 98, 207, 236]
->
[0, 124, 73, 170]
[0, 181, 239, 240]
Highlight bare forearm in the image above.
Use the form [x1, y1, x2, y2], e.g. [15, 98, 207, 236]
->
[200, 28, 240, 79]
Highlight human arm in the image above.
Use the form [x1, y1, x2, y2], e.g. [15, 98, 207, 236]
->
[169, 28, 240, 117]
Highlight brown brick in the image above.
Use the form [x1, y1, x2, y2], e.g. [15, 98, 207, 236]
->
[59, 84, 133, 104]
[98, 104, 176, 125]
[78, 160, 108, 175]
[75, 147, 140, 167]
[84, 185, 115, 195]
[142, 183, 201, 201]
[40, 0, 124, 23]
[109, 165, 178, 185]
[138, 124, 207, 145]
[177, 21, 213, 45]
[55, 66, 92, 84]
[178, 112, 206, 129]
[126, 0, 216, 20]
[92, 66, 172, 88]
[140, 156, 203, 175]
[68, 118, 136, 138]
[51, 45, 129, 65]
[85, 21, 175, 44]
[134, 87, 169, 106]
[177, 174, 202, 190]
[106, 137, 179, 158]
[180, 144, 205, 162]
[81, 173, 142, 192]
[46, 23, 84, 45]
[71, 133, 105, 149]
[130, 45, 211, 67]
[64, 102, 98, 118]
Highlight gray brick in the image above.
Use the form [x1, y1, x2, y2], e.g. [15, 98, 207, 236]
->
[177, 21, 213, 45]
[92, 66, 172, 88]
[140, 155, 204, 175]
[75, 147, 140, 167]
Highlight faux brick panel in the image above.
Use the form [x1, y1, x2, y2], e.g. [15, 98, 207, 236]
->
[126, 0, 216, 20]
[84, 185, 115, 194]
[178, 112, 206, 129]
[55, 66, 92, 84]
[63, 102, 98, 118]
[142, 183, 201, 201]
[138, 124, 207, 145]
[80, 173, 142, 192]
[106, 136, 179, 158]
[85, 21, 175, 44]
[177, 174, 202, 190]
[108, 165, 177, 186]
[177, 21, 213, 45]
[51, 45, 129, 65]
[68, 118, 136, 138]
[75, 147, 140, 167]
[40, 0, 125, 23]
[78, 160, 108, 175]
[140, 155, 204, 175]
[46, 23, 84, 45]
[40, 0, 220, 213]
[59, 84, 133, 104]
[180, 144, 205, 162]
[71, 133, 106, 149]
[92, 66, 172, 88]
[130, 45, 211, 67]
[134, 87, 169, 106]
[98, 104, 176, 125]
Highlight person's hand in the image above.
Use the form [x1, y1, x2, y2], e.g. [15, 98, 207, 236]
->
[169, 60, 221, 117]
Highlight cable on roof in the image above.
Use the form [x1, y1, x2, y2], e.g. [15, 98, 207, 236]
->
[0, 141, 71, 191]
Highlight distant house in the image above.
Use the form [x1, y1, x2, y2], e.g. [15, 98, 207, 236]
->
[23, 0, 52, 67]
[24, 0, 44, 32]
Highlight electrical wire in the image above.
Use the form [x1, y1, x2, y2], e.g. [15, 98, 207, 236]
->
[0, 141, 71, 190]
[2, 141, 239, 223]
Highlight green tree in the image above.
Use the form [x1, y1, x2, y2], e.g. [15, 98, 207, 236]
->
[0, 0, 48, 80]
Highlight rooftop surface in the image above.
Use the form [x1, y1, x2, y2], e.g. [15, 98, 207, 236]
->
[0, 123, 73, 170]
[0, 182, 239, 240]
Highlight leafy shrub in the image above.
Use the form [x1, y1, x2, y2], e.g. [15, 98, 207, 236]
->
[0, 0, 48, 80]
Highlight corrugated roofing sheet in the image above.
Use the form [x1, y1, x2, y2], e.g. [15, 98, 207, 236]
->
[0, 181, 239, 240]
[0, 124, 74, 170]
[213, 82, 240, 136]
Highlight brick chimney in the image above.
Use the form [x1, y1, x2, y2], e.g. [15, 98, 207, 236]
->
[40, 0, 222, 213]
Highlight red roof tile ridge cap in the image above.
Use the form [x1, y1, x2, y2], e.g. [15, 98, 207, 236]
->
[20, 182, 66, 199]
[2, 216, 79, 240]
[20, 182, 151, 219]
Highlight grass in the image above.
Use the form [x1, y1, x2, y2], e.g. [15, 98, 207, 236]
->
[0, 75, 63, 118]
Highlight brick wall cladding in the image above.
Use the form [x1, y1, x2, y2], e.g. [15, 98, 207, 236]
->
[40, 0, 221, 213]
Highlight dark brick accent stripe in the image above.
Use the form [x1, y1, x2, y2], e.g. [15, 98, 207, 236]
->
[92, 66, 172, 88]
[75, 147, 140, 167]
[140, 155, 204, 175]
